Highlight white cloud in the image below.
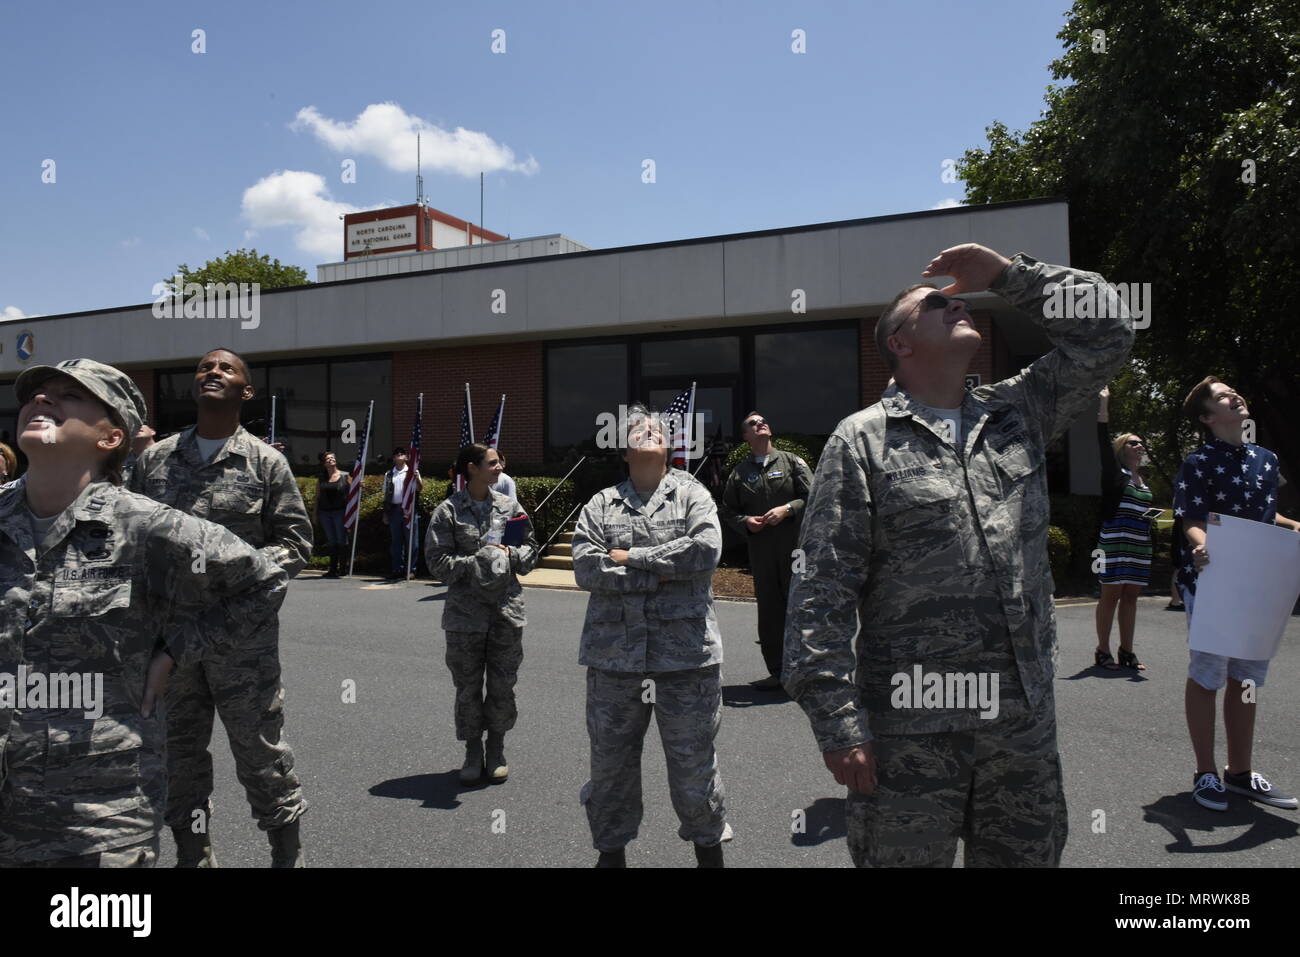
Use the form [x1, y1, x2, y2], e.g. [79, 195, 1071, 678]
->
[194, 226, 210, 241]
[292, 102, 539, 177]
[931, 198, 962, 210]
[241, 169, 371, 260]
[2, 306, 37, 322]
[120, 237, 142, 247]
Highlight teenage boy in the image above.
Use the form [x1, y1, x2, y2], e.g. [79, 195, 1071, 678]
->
[1174, 376, 1300, 812]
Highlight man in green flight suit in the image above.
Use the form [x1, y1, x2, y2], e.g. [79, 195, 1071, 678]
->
[718, 412, 813, 689]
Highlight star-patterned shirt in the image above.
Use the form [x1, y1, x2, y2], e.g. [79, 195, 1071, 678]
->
[1173, 438, 1280, 594]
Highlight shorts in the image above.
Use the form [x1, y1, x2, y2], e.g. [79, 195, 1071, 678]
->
[1182, 585, 1270, 691]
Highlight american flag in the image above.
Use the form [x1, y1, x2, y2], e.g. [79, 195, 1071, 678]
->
[456, 382, 474, 492]
[343, 400, 374, 530]
[484, 394, 505, 450]
[402, 393, 423, 523]
[663, 382, 696, 469]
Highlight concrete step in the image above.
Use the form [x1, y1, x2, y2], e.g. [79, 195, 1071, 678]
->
[540, 555, 574, 571]
[517, 566, 578, 590]
[550, 542, 572, 557]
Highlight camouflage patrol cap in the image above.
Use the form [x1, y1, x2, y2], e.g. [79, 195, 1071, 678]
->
[15, 358, 148, 438]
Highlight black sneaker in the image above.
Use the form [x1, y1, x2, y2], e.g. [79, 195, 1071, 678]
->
[1192, 771, 1228, 811]
[1223, 770, 1299, 810]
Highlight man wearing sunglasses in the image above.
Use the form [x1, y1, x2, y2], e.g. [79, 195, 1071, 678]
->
[718, 412, 813, 690]
[783, 243, 1134, 867]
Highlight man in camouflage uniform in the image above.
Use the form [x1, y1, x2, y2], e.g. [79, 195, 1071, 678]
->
[120, 423, 156, 487]
[130, 348, 312, 867]
[718, 411, 813, 689]
[572, 405, 728, 867]
[0, 359, 286, 867]
[784, 245, 1134, 867]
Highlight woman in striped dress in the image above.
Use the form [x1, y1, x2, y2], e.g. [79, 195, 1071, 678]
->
[1094, 387, 1153, 671]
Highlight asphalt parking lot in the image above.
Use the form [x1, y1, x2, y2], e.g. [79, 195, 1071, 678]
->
[157, 579, 1300, 867]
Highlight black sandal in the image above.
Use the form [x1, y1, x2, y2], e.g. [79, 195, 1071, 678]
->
[1095, 649, 1120, 670]
[1118, 648, 1146, 671]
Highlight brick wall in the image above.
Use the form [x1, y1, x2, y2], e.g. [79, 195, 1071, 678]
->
[859, 310, 996, 405]
[393, 342, 544, 473]
[127, 368, 156, 423]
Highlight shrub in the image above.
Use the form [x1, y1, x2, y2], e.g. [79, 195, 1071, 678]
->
[1047, 525, 1071, 581]
[295, 473, 577, 574]
[1049, 494, 1103, 578]
[724, 437, 817, 473]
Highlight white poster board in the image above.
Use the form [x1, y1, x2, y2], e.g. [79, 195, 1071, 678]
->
[1188, 513, 1300, 660]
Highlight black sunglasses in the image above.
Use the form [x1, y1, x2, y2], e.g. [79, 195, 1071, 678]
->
[887, 292, 967, 339]
[913, 291, 966, 316]
[744, 417, 767, 429]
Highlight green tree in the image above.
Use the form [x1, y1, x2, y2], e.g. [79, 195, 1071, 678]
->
[163, 248, 309, 293]
[957, 0, 1300, 500]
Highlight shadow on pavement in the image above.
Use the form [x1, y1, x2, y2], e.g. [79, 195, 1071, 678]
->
[723, 684, 790, 708]
[1142, 794, 1300, 853]
[1061, 664, 1149, 682]
[791, 796, 846, 847]
[417, 592, 447, 602]
[369, 770, 488, 810]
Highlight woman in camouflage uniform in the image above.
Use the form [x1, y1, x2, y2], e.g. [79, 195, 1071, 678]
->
[425, 443, 538, 785]
[572, 404, 728, 868]
[0, 359, 286, 867]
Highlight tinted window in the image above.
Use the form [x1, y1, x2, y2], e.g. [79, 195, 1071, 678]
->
[754, 328, 859, 437]
[641, 337, 739, 377]
[547, 343, 627, 459]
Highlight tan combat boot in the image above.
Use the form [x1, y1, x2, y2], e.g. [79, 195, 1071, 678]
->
[460, 735, 485, 784]
[172, 826, 218, 868]
[485, 731, 509, 784]
[267, 820, 304, 868]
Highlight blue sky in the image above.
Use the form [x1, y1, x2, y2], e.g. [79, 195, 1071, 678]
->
[0, 0, 1072, 319]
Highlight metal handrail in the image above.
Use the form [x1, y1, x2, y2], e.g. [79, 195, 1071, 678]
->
[541, 499, 586, 554]
[532, 455, 586, 515]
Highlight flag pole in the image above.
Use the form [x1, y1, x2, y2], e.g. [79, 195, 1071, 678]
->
[466, 382, 475, 443]
[347, 400, 374, 578]
[685, 381, 697, 469]
[268, 394, 277, 445]
[406, 392, 423, 582]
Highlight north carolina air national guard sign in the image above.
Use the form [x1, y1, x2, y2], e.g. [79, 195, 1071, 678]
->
[16, 330, 35, 362]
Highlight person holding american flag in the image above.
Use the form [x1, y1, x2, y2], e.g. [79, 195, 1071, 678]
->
[382, 445, 423, 579]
